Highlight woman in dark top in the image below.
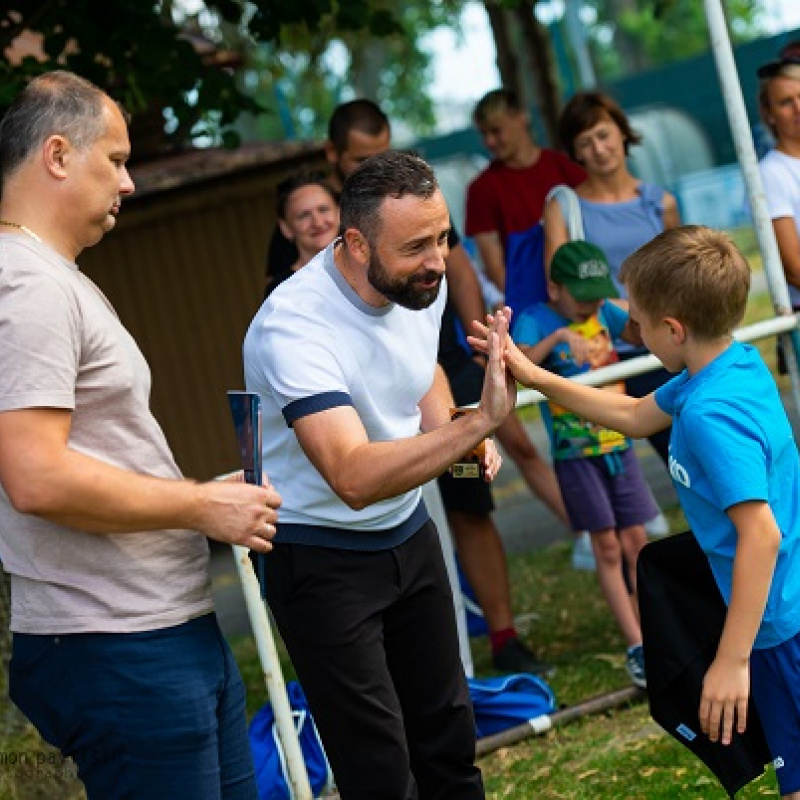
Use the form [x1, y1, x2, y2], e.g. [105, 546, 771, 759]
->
[265, 172, 340, 297]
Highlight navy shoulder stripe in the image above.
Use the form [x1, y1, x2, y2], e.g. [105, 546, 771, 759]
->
[282, 391, 352, 427]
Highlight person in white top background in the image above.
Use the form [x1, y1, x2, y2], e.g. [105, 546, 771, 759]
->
[758, 50, 800, 314]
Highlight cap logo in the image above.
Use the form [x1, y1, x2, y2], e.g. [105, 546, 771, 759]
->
[578, 259, 609, 280]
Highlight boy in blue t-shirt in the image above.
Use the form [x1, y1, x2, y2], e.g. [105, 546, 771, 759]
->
[473, 226, 800, 799]
[512, 240, 658, 689]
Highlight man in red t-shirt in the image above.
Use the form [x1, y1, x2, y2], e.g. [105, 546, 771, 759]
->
[465, 88, 585, 294]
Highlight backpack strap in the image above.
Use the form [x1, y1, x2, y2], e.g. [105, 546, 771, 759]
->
[545, 184, 585, 241]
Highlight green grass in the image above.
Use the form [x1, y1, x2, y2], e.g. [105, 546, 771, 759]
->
[729, 225, 761, 265]
[0, 714, 85, 800]
[229, 526, 782, 799]
[0, 533, 782, 799]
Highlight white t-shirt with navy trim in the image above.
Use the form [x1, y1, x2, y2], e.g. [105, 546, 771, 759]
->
[243, 241, 447, 550]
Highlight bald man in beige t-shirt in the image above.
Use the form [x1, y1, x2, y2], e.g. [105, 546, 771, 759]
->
[0, 71, 279, 799]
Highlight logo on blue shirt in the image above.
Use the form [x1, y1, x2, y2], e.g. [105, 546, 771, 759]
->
[669, 454, 691, 488]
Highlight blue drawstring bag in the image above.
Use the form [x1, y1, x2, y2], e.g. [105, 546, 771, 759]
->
[504, 221, 548, 334]
[504, 186, 586, 334]
[468, 673, 556, 739]
[249, 681, 335, 800]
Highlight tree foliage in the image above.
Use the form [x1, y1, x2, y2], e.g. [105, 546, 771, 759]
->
[0, 1, 415, 153]
[235, 1, 466, 142]
[1, 1, 772, 156]
[582, 0, 767, 79]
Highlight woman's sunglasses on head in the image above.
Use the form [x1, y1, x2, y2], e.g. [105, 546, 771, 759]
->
[758, 55, 800, 80]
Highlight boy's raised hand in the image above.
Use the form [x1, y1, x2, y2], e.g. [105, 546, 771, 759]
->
[476, 307, 517, 430]
[468, 307, 544, 389]
[468, 307, 512, 360]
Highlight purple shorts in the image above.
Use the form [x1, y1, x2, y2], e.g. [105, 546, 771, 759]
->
[554, 447, 659, 533]
[750, 630, 800, 795]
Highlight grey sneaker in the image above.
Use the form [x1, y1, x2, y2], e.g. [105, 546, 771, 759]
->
[626, 644, 646, 688]
[492, 638, 554, 677]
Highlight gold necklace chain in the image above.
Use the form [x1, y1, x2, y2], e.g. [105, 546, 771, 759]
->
[0, 220, 43, 243]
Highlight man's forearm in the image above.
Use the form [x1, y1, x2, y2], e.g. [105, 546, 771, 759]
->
[9, 446, 210, 533]
[325, 408, 498, 510]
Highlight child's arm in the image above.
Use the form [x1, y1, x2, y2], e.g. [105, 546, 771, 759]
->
[469, 309, 671, 439]
[519, 326, 592, 367]
[699, 500, 781, 746]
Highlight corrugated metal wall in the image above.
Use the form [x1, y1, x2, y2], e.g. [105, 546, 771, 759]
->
[78, 152, 326, 480]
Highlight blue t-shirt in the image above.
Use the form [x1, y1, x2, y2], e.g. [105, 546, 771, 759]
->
[655, 341, 800, 649]
[513, 301, 629, 460]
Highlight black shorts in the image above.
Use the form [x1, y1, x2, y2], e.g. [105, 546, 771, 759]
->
[437, 355, 495, 515]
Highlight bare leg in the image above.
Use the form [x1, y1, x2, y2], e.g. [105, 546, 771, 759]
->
[446, 509, 513, 632]
[495, 412, 569, 527]
[591, 528, 642, 648]
[618, 523, 649, 600]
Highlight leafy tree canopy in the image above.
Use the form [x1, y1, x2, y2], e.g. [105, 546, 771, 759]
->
[221, 1, 465, 142]
[0, 1, 416, 153]
[582, 0, 767, 78]
[1, 1, 771, 156]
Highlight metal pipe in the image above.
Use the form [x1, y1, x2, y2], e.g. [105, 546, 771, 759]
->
[226, 391, 312, 800]
[476, 685, 645, 757]
[703, 0, 800, 416]
[511, 313, 799, 409]
[233, 545, 314, 800]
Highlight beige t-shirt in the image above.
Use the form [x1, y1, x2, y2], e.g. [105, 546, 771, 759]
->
[0, 234, 213, 634]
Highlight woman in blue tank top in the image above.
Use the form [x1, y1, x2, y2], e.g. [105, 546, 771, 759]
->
[542, 91, 680, 467]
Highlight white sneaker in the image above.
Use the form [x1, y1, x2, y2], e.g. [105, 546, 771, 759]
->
[644, 512, 669, 538]
[571, 531, 596, 571]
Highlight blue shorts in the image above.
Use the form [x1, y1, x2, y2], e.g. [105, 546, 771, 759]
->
[554, 448, 659, 533]
[750, 630, 800, 795]
[9, 613, 256, 800]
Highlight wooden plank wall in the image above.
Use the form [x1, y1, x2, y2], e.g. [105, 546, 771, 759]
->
[78, 153, 327, 480]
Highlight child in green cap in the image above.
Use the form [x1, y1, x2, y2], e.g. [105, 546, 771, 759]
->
[512, 239, 659, 688]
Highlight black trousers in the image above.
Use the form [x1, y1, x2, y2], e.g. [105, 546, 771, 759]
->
[263, 521, 484, 800]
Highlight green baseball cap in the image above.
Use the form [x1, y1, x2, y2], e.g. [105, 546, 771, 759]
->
[550, 241, 619, 302]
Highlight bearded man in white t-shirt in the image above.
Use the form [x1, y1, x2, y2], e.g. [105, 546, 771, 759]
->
[244, 150, 516, 800]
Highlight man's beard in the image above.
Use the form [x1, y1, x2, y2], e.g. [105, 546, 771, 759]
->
[367, 251, 442, 310]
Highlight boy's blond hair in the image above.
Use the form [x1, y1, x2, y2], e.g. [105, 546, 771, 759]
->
[619, 225, 750, 340]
